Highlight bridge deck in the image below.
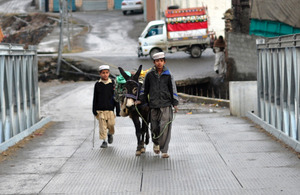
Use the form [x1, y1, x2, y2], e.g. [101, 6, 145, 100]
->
[0, 82, 299, 194]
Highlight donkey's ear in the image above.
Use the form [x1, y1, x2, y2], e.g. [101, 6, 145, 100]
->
[118, 67, 130, 80]
[133, 65, 143, 81]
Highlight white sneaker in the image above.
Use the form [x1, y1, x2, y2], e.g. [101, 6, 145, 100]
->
[161, 153, 169, 158]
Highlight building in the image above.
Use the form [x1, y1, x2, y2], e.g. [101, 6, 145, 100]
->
[35, 0, 116, 12]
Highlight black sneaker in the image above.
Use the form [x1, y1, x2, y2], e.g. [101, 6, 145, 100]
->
[100, 141, 108, 148]
[108, 134, 113, 144]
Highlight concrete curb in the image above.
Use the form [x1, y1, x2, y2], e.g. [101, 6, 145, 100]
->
[178, 93, 230, 107]
[247, 112, 300, 153]
[0, 116, 52, 152]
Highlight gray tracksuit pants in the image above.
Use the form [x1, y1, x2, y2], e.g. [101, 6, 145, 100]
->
[150, 106, 173, 153]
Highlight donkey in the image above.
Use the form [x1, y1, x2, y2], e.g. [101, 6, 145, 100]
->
[118, 65, 150, 156]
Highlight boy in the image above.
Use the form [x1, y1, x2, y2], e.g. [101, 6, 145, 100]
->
[92, 65, 119, 148]
[140, 52, 179, 158]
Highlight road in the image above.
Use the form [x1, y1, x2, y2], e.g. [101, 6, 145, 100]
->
[63, 11, 217, 81]
[0, 0, 33, 13]
[0, 1, 216, 81]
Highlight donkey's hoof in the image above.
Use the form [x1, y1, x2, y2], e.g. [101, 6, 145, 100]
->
[141, 147, 146, 153]
[136, 150, 142, 156]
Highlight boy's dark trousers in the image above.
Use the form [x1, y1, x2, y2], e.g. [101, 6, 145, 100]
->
[150, 106, 173, 153]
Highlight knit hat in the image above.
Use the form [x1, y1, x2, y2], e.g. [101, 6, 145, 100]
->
[152, 52, 165, 60]
[99, 65, 110, 72]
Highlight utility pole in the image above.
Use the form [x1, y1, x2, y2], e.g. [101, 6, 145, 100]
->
[71, 3, 74, 45]
[56, 0, 65, 75]
[68, 0, 73, 50]
[66, 0, 71, 51]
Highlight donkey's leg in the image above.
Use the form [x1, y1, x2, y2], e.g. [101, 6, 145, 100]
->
[142, 111, 150, 146]
[141, 119, 148, 146]
[145, 123, 150, 146]
[140, 124, 146, 153]
[139, 113, 150, 153]
[132, 115, 143, 156]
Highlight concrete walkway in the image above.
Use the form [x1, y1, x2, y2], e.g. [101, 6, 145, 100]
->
[0, 82, 299, 194]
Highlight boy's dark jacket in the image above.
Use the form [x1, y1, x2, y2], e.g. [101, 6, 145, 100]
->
[141, 66, 179, 108]
[92, 79, 120, 116]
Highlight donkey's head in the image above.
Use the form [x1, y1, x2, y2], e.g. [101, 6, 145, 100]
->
[118, 65, 143, 109]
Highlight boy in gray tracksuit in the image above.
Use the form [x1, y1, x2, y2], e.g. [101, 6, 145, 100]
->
[140, 52, 179, 158]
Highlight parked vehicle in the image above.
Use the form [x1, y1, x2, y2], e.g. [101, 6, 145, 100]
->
[121, 0, 143, 15]
[138, 7, 210, 59]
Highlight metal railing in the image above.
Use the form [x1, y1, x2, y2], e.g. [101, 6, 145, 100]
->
[0, 44, 39, 144]
[256, 34, 300, 142]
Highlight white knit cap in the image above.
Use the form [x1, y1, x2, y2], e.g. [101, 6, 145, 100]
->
[152, 52, 165, 60]
[99, 65, 110, 71]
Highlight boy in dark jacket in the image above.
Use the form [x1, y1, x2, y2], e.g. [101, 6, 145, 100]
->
[92, 65, 119, 148]
[140, 52, 179, 158]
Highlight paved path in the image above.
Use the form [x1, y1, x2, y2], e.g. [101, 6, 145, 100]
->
[0, 82, 299, 194]
[0, 0, 32, 13]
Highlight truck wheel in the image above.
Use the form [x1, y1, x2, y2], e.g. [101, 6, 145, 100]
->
[150, 49, 161, 59]
[123, 11, 127, 15]
[190, 46, 202, 58]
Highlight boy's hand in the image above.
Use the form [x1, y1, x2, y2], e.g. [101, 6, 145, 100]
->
[135, 100, 141, 105]
[174, 106, 178, 113]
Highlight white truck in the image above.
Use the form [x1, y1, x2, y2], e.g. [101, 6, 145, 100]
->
[138, 7, 211, 59]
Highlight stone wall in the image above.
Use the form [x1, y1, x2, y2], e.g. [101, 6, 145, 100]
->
[231, 0, 251, 34]
[226, 32, 258, 81]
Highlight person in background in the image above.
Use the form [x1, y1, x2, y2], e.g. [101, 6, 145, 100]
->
[213, 35, 226, 75]
[92, 65, 119, 148]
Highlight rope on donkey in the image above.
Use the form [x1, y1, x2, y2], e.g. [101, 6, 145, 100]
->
[134, 104, 176, 139]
